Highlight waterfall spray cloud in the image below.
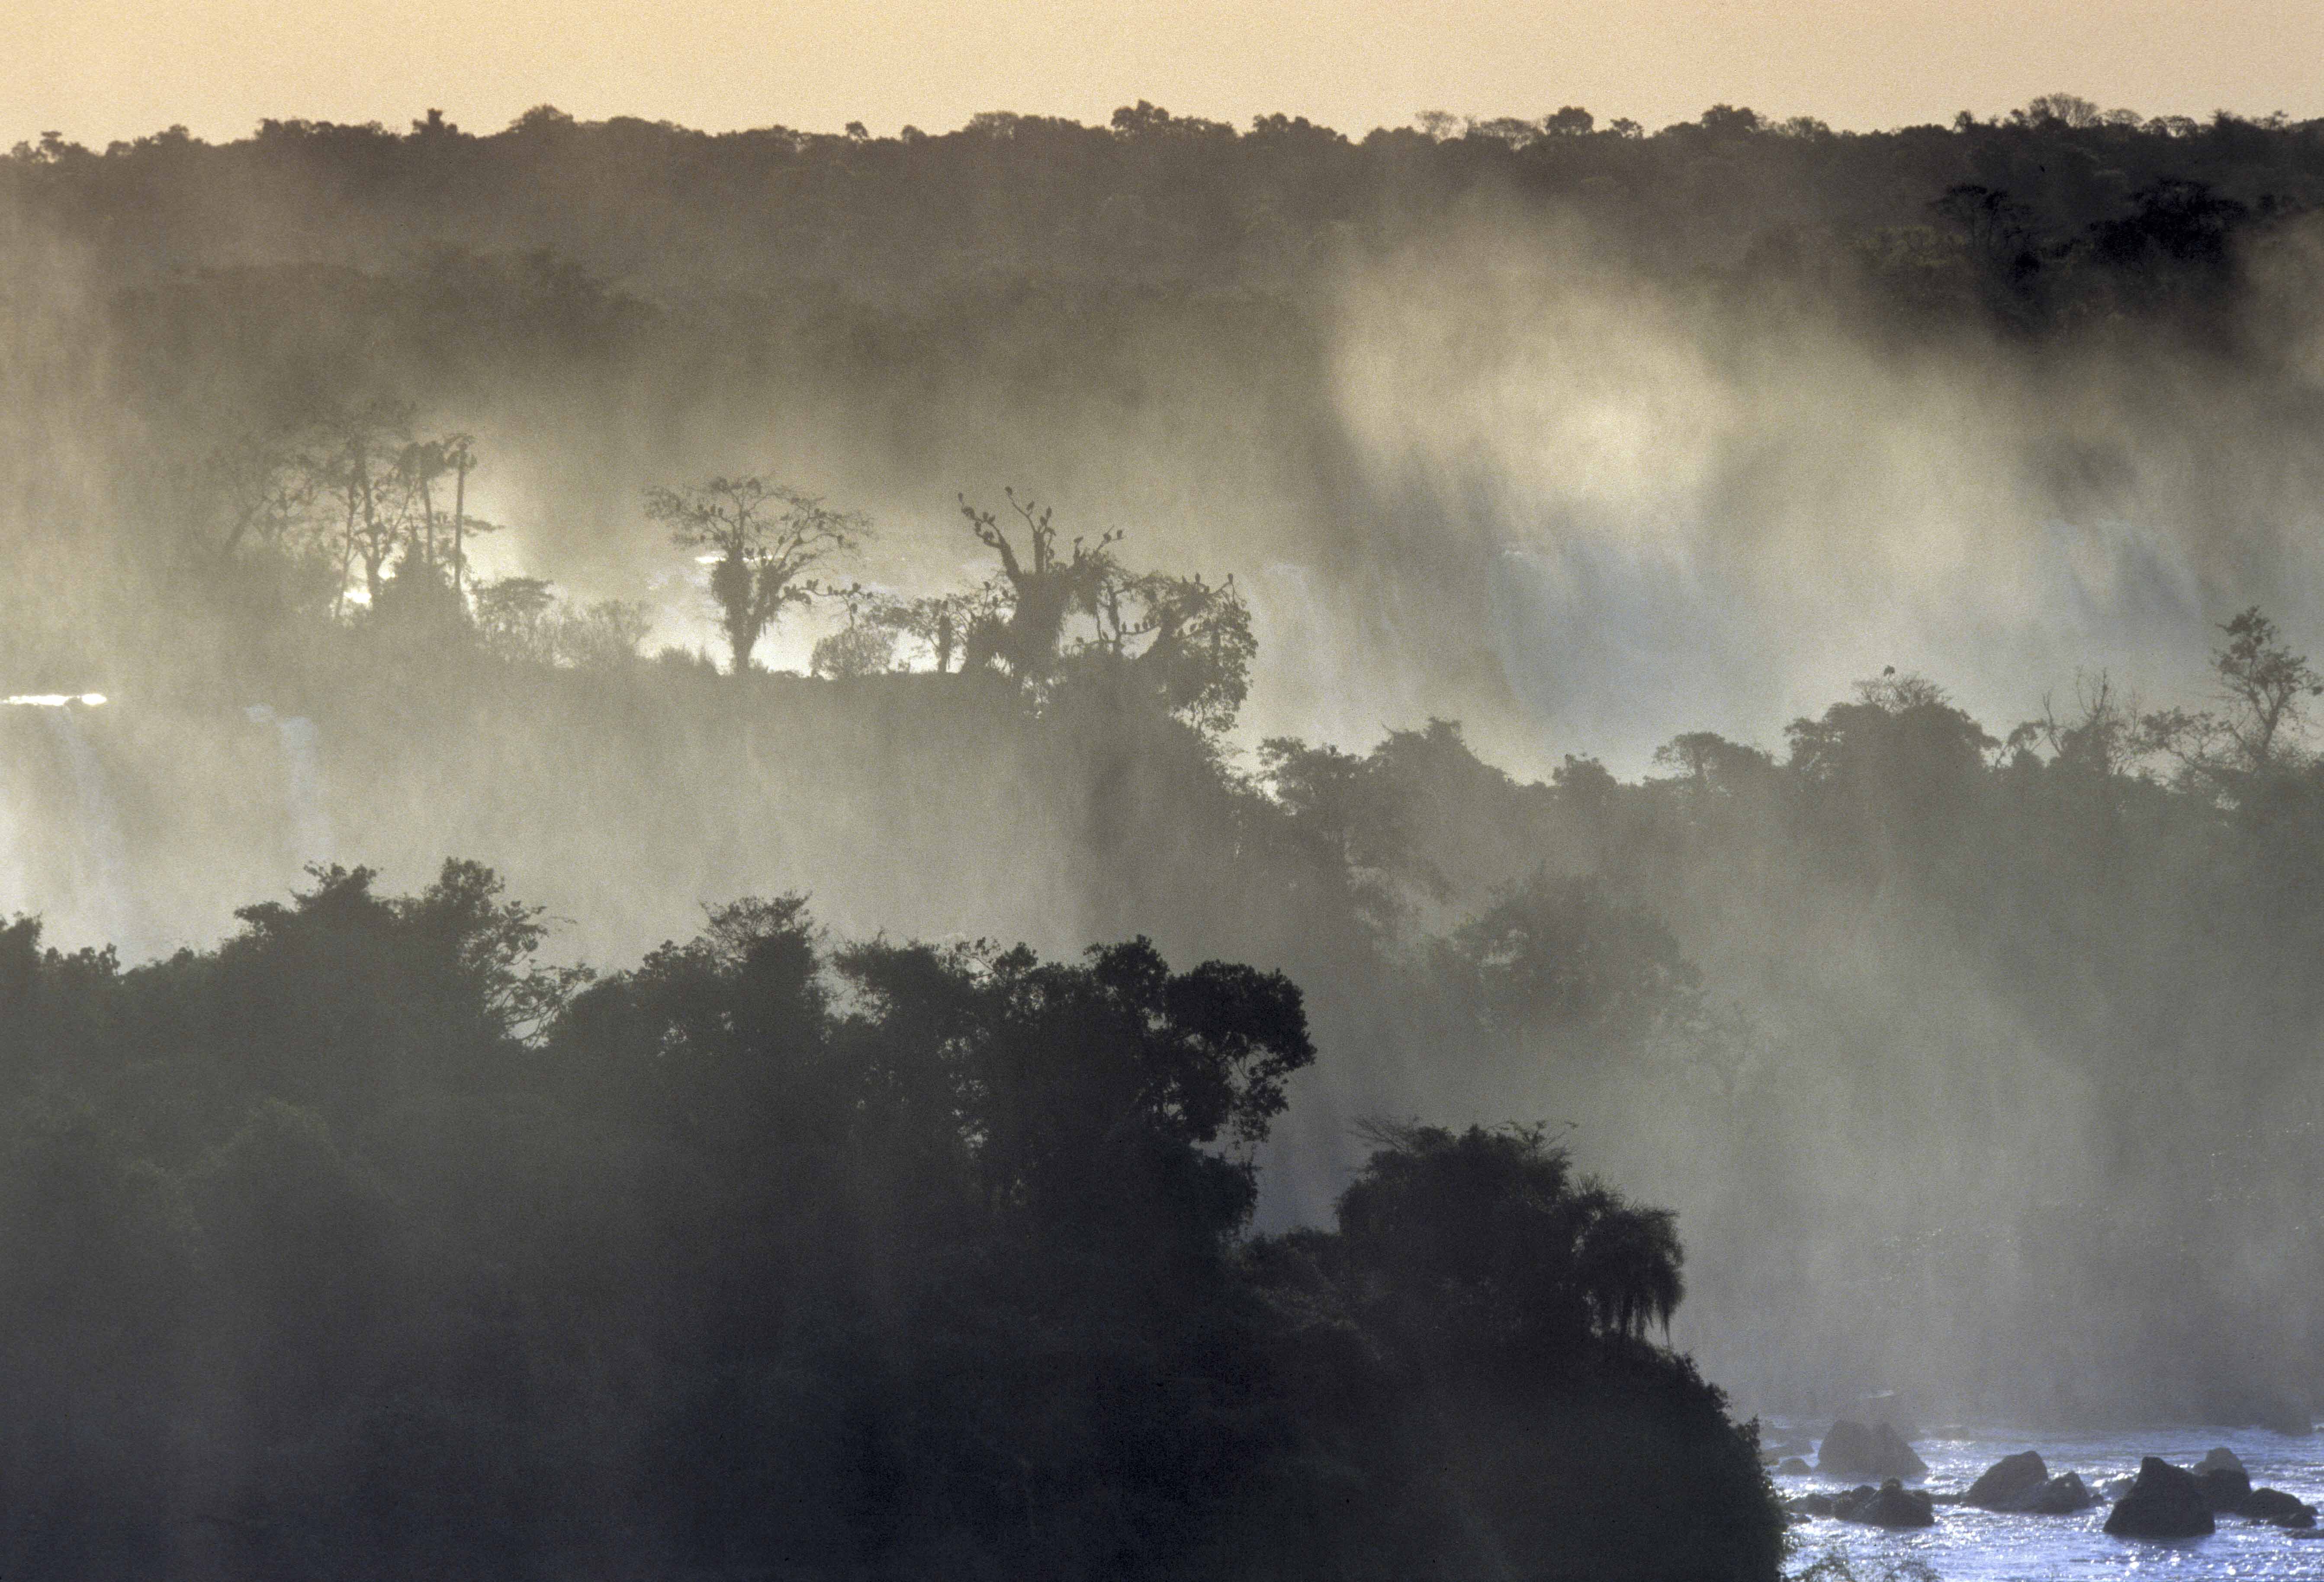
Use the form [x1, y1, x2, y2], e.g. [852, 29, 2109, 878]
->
[1325, 206, 2324, 766]
[38, 704, 138, 956]
[246, 704, 335, 864]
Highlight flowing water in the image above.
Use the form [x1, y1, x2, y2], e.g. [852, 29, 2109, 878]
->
[39, 704, 138, 955]
[246, 704, 334, 862]
[1766, 1421, 2324, 1579]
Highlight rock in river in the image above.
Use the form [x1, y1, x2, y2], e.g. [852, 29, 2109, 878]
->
[2195, 1464, 2252, 1513]
[1835, 1479, 1936, 1528]
[1818, 1419, 1928, 1480]
[1962, 1453, 2094, 1514]
[2192, 1447, 2247, 1479]
[2020, 1471, 2096, 1514]
[2245, 1488, 2318, 1529]
[2104, 1457, 2215, 1538]
[1964, 1451, 2048, 1510]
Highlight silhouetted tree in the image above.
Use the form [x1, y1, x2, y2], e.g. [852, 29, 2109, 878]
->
[1334, 1122, 1686, 1360]
[470, 575, 556, 660]
[304, 398, 415, 615]
[958, 489, 1118, 682]
[1085, 567, 1256, 734]
[1783, 669, 1997, 881]
[2139, 607, 2322, 795]
[189, 428, 320, 570]
[647, 476, 867, 674]
[440, 432, 482, 594]
[809, 582, 901, 677]
[1650, 731, 1777, 803]
[1445, 870, 1703, 1045]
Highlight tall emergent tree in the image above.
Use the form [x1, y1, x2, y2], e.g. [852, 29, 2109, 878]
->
[957, 489, 1119, 681]
[188, 430, 319, 572]
[440, 432, 480, 595]
[647, 476, 867, 675]
[2139, 607, 2324, 797]
[305, 398, 415, 617]
[955, 489, 1255, 731]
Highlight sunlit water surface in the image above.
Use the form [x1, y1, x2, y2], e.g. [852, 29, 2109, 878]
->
[1763, 1422, 2324, 1580]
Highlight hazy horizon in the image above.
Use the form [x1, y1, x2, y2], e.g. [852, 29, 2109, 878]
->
[14, 0, 2324, 151]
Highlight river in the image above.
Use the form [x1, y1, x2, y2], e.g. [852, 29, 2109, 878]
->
[1765, 1422, 2324, 1579]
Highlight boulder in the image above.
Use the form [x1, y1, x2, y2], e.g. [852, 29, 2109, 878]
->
[1874, 1422, 1929, 1477]
[1817, 1419, 1928, 1479]
[1963, 1453, 2096, 1514]
[1817, 1420, 1870, 1474]
[2024, 1472, 2096, 1514]
[2189, 1447, 2251, 1514]
[2103, 1457, 2216, 1538]
[2194, 1465, 2251, 1513]
[1777, 1457, 1813, 1476]
[1784, 1492, 1836, 1519]
[2245, 1488, 2318, 1529]
[1834, 1479, 1936, 1528]
[2192, 1446, 2247, 1479]
[1964, 1451, 2048, 1511]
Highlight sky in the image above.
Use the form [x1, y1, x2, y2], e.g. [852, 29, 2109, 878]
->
[10, 0, 2323, 148]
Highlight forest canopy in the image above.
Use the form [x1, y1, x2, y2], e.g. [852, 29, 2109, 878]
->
[9, 95, 2321, 330]
[0, 864, 1781, 1580]
[4, 90, 2324, 1571]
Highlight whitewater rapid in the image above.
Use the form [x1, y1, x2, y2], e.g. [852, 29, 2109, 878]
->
[1769, 1421, 2324, 1579]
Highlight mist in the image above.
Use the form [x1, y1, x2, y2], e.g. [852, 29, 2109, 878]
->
[2, 96, 2323, 1577]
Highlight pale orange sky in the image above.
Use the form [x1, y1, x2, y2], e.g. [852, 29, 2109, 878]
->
[10, 0, 2322, 147]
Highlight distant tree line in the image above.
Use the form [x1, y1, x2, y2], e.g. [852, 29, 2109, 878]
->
[183, 403, 1260, 736]
[1248, 617, 2324, 1422]
[12, 86, 2319, 714]
[7, 94, 2321, 336]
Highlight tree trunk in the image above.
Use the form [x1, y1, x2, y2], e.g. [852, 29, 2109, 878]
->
[452, 455, 468, 595]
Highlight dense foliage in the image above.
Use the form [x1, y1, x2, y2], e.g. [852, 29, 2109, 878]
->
[5, 90, 2324, 1522]
[0, 865, 1779, 1580]
[8, 96, 2323, 329]
[8, 95, 2324, 645]
[5, 553, 2323, 1433]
